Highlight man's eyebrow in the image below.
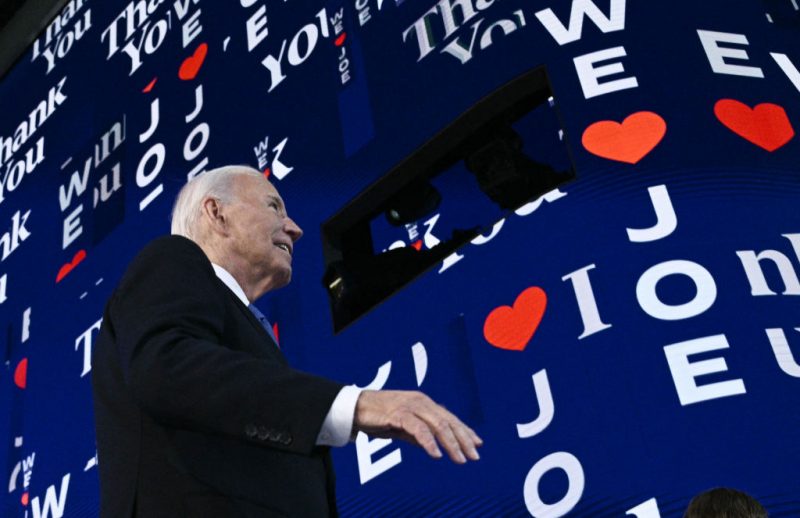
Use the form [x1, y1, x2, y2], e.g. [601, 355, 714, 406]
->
[267, 194, 286, 209]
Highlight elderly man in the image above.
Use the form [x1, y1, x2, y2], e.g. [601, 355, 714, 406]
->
[92, 165, 482, 517]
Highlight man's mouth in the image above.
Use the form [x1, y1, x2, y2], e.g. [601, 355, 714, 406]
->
[275, 243, 291, 255]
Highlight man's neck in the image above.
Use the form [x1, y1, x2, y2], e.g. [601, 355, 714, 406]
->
[211, 263, 250, 305]
[198, 240, 273, 301]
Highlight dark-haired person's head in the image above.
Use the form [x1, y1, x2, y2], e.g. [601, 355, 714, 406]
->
[684, 487, 767, 518]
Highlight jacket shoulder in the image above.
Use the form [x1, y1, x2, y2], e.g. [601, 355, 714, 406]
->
[137, 234, 207, 262]
[131, 235, 210, 271]
[113, 235, 215, 296]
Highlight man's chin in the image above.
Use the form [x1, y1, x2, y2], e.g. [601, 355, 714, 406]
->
[274, 269, 292, 288]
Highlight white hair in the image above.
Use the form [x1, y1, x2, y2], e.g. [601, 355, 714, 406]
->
[170, 165, 264, 239]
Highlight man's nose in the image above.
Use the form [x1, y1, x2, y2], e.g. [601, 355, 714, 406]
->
[285, 217, 303, 242]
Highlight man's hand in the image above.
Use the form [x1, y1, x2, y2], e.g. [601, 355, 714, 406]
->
[353, 390, 483, 464]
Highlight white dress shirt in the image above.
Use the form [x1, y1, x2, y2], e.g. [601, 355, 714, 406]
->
[212, 263, 361, 446]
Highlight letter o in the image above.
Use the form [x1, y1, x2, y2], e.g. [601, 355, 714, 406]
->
[5, 160, 25, 191]
[288, 24, 318, 65]
[145, 19, 169, 54]
[183, 123, 209, 162]
[57, 31, 75, 58]
[523, 451, 584, 517]
[636, 260, 717, 320]
[136, 143, 165, 188]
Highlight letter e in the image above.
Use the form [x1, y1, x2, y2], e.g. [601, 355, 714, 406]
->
[697, 30, 764, 78]
[63, 205, 83, 249]
[573, 46, 638, 99]
[355, 432, 402, 484]
[246, 5, 268, 51]
[663, 334, 746, 406]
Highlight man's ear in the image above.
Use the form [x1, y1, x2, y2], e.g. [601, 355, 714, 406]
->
[200, 197, 228, 235]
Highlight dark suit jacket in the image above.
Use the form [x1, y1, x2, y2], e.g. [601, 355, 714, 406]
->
[92, 235, 344, 517]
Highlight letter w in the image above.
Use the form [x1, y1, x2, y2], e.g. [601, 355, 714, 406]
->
[535, 0, 626, 46]
[253, 136, 270, 156]
[31, 473, 70, 518]
[173, 0, 201, 20]
[59, 159, 91, 211]
[22, 452, 35, 471]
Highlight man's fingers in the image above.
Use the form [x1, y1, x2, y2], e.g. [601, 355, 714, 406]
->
[431, 418, 467, 464]
[398, 409, 466, 463]
[464, 424, 484, 454]
[399, 413, 442, 459]
[471, 428, 484, 447]
[415, 404, 480, 464]
[452, 423, 480, 461]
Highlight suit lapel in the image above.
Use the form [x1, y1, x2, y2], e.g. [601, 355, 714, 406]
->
[215, 277, 287, 363]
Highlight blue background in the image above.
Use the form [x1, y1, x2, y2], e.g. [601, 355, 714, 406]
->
[1, 0, 800, 516]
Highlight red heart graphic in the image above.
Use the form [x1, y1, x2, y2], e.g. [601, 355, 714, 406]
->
[142, 77, 157, 93]
[21, 492, 29, 506]
[179, 43, 208, 81]
[411, 240, 422, 251]
[714, 99, 795, 152]
[483, 287, 547, 351]
[14, 358, 27, 389]
[335, 33, 347, 46]
[56, 249, 87, 283]
[263, 167, 271, 178]
[582, 111, 666, 164]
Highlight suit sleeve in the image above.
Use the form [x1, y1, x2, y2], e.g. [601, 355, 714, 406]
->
[107, 236, 343, 455]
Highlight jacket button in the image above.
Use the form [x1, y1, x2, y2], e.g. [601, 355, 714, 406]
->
[281, 434, 293, 446]
[245, 424, 257, 438]
[257, 426, 270, 440]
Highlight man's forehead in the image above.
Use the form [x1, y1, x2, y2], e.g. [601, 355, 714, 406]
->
[234, 172, 270, 190]
[235, 173, 284, 204]
[262, 178, 284, 203]
[263, 179, 279, 196]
